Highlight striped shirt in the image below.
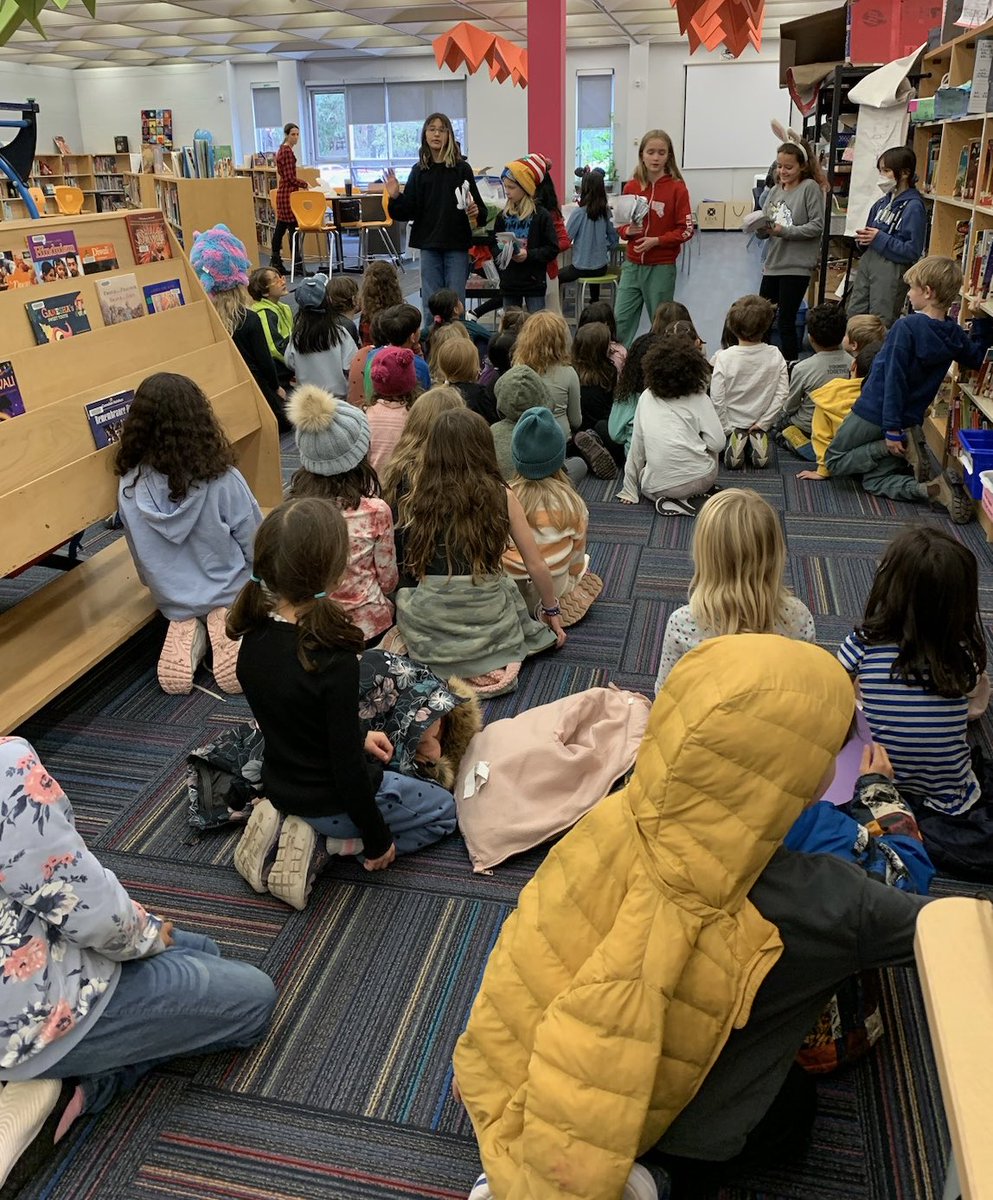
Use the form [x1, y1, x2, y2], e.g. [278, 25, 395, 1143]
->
[837, 632, 979, 815]
[502, 500, 588, 597]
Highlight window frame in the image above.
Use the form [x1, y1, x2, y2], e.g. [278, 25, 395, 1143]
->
[251, 84, 283, 155]
[575, 70, 615, 179]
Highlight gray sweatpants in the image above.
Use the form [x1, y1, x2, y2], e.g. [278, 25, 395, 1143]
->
[847, 252, 909, 327]
[824, 411, 926, 502]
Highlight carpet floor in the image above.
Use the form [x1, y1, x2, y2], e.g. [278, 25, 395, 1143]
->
[7, 431, 987, 1200]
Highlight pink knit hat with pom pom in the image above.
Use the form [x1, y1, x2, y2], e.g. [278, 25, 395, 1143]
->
[371, 346, 417, 397]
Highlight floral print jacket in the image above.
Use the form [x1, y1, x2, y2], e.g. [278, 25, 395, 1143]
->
[0, 737, 165, 1079]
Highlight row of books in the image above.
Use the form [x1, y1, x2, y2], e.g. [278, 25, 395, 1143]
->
[967, 228, 993, 299]
[23, 272, 185, 345]
[0, 214, 173, 294]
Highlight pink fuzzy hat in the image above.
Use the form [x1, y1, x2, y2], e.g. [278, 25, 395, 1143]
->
[190, 223, 250, 294]
[371, 346, 417, 397]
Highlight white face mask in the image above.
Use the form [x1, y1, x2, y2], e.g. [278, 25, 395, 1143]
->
[877, 175, 896, 193]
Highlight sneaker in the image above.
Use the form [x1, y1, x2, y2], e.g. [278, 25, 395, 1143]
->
[234, 799, 283, 893]
[0, 1079, 63, 1188]
[623, 1162, 672, 1200]
[748, 430, 770, 468]
[655, 497, 696, 517]
[724, 430, 746, 470]
[268, 816, 319, 910]
[206, 607, 242, 694]
[926, 469, 975, 524]
[904, 424, 934, 483]
[468, 1174, 494, 1200]
[157, 618, 207, 695]
[574, 429, 618, 479]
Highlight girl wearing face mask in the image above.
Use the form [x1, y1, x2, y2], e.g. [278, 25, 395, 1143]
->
[757, 135, 825, 363]
[850, 146, 927, 328]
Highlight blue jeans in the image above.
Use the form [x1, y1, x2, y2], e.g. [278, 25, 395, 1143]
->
[40, 932, 275, 1112]
[302, 770, 456, 856]
[502, 293, 547, 313]
[419, 248, 471, 313]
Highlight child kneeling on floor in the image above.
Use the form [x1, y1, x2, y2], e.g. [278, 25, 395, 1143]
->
[230, 498, 457, 910]
[116, 372, 262, 695]
[617, 335, 725, 515]
[502, 407, 603, 626]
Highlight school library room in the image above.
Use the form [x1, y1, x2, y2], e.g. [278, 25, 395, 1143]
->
[5, 0, 993, 1196]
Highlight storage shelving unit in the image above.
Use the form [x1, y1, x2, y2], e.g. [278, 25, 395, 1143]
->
[235, 163, 277, 252]
[2, 153, 135, 220]
[149, 174, 255, 259]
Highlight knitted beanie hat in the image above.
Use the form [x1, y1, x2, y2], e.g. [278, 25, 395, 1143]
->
[371, 346, 417, 397]
[190, 223, 250, 294]
[294, 273, 329, 310]
[502, 153, 547, 197]
[512, 406, 566, 479]
[494, 364, 552, 421]
[286, 384, 370, 476]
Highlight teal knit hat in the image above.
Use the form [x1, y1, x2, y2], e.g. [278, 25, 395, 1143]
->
[511, 406, 566, 479]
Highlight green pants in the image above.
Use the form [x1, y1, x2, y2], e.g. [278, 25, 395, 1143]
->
[614, 261, 677, 347]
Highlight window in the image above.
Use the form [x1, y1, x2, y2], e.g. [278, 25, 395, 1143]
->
[576, 72, 614, 177]
[252, 86, 283, 154]
[308, 80, 467, 183]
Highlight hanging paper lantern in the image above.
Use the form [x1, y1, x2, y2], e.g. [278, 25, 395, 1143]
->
[0, 0, 97, 45]
[669, 0, 765, 58]
[433, 21, 528, 89]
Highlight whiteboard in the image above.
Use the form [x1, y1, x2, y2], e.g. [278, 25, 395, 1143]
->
[682, 61, 793, 170]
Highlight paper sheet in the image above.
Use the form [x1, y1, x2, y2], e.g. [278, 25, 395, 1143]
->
[844, 46, 924, 237]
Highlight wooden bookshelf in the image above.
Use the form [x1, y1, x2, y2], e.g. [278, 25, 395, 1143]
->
[0, 209, 281, 732]
[121, 171, 156, 210]
[236, 163, 278, 252]
[2, 153, 135, 220]
[150, 174, 255, 259]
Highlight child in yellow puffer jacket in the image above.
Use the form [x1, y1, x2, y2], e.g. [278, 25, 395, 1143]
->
[797, 340, 883, 481]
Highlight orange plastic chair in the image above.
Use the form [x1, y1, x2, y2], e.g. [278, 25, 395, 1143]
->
[341, 188, 403, 271]
[28, 186, 49, 216]
[54, 185, 85, 215]
[288, 189, 338, 282]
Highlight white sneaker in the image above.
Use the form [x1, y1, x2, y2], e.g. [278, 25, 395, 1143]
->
[624, 1162, 665, 1200]
[0, 1078, 62, 1187]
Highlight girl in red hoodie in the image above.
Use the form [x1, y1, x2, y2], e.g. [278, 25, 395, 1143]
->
[615, 129, 694, 347]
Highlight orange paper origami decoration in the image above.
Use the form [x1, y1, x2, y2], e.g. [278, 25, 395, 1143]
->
[433, 21, 528, 88]
[669, 0, 765, 57]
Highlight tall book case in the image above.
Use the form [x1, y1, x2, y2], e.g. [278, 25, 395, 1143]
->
[914, 14, 993, 537]
[235, 163, 277, 251]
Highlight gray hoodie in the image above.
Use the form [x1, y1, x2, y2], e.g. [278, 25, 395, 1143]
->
[117, 465, 262, 621]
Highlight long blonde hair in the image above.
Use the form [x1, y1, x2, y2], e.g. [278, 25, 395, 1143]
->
[512, 310, 570, 375]
[380, 385, 465, 507]
[510, 470, 587, 530]
[427, 321, 470, 381]
[632, 129, 684, 186]
[688, 489, 793, 636]
[211, 285, 251, 336]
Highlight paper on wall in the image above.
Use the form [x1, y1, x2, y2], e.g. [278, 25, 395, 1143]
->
[844, 46, 924, 237]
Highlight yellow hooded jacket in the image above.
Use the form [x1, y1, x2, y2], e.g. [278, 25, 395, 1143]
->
[810, 376, 863, 478]
[453, 635, 855, 1200]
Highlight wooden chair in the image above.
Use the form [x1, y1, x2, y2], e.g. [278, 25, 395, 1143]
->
[288, 190, 337, 282]
[54, 185, 85, 216]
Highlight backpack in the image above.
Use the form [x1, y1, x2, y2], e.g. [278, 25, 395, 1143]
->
[186, 721, 265, 831]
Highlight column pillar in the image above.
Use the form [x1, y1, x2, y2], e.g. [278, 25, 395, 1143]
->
[527, 0, 566, 197]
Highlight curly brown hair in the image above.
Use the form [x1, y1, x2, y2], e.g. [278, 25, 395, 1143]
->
[359, 262, 404, 330]
[642, 335, 710, 399]
[399, 408, 509, 580]
[226, 497, 363, 668]
[115, 372, 236, 502]
[288, 460, 381, 511]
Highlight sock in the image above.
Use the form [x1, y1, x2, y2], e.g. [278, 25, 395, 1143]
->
[54, 1084, 85, 1144]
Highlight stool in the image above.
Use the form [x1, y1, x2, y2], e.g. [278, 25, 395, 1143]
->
[680, 220, 703, 276]
[576, 273, 619, 312]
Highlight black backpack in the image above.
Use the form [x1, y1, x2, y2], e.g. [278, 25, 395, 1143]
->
[186, 721, 265, 831]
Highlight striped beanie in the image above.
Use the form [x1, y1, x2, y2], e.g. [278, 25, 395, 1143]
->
[503, 153, 547, 197]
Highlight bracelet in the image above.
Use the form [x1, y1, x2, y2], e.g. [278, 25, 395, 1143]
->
[540, 604, 561, 618]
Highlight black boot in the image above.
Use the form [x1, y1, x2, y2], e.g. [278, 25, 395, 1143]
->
[269, 258, 288, 276]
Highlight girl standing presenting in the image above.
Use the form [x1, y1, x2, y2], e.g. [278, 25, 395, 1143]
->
[614, 130, 694, 347]
[757, 133, 825, 361]
[115, 373, 262, 695]
[384, 113, 485, 311]
[231, 498, 457, 910]
[271, 122, 307, 276]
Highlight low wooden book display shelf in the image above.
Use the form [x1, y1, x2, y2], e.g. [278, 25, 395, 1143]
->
[0, 209, 282, 733]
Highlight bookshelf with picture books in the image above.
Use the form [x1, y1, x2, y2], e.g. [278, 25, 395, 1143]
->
[0, 208, 282, 732]
[1, 154, 136, 221]
[235, 161, 278, 251]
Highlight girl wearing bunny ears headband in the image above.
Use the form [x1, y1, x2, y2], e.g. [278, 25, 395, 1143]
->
[770, 120, 825, 188]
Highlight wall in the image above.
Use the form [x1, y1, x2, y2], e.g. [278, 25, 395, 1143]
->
[74, 63, 234, 155]
[0, 61, 82, 154]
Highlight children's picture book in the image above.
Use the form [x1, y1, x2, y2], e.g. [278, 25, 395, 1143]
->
[143, 278, 185, 314]
[25, 291, 91, 344]
[124, 212, 173, 265]
[0, 360, 25, 420]
[84, 390, 134, 449]
[965, 139, 982, 201]
[924, 133, 941, 194]
[953, 144, 971, 198]
[95, 273, 145, 326]
[0, 249, 36, 290]
[80, 242, 120, 275]
[53, 135, 72, 156]
[26, 229, 84, 283]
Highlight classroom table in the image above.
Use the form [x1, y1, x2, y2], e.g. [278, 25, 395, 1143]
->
[913, 896, 993, 1200]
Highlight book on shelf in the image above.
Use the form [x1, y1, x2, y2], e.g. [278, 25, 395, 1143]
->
[52, 135, 72, 156]
[954, 219, 971, 271]
[26, 230, 84, 283]
[124, 212, 173, 264]
[969, 227, 992, 295]
[143, 278, 185, 314]
[79, 242, 119, 275]
[25, 291, 91, 344]
[970, 36, 993, 115]
[93, 156, 120, 174]
[980, 140, 993, 208]
[95, 272, 145, 326]
[965, 140, 982, 202]
[84, 390, 134, 449]
[0, 360, 25, 420]
[953, 144, 971, 198]
[924, 133, 941, 195]
[0, 249, 36, 290]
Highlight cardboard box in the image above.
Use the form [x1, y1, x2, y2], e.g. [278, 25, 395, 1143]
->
[697, 201, 725, 230]
[779, 6, 847, 86]
[847, 0, 937, 66]
[724, 200, 752, 229]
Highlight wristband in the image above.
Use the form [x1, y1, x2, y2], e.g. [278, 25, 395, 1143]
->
[885, 430, 906, 444]
[540, 604, 561, 618]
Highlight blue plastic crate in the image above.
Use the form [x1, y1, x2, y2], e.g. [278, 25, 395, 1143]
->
[956, 428, 993, 498]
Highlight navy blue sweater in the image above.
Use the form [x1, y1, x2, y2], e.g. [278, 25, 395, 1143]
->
[862, 187, 927, 266]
